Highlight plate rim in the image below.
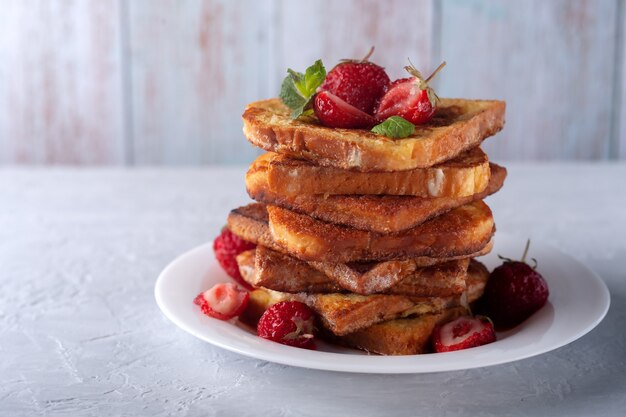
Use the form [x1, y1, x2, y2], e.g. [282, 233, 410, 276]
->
[155, 234, 610, 374]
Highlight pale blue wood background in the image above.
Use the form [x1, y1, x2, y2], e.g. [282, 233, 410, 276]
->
[0, 0, 623, 165]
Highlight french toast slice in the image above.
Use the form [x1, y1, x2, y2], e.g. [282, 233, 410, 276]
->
[244, 287, 460, 336]
[310, 257, 468, 296]
[227, 203, 493, 266]
[267, 201, 494, 263]
[247, 152, 506, 232]
[241, 260, 489, 342]
[466, 259, 490, 302]
[292, 292, 459, 336]
[339, 261, 490, 354]
[237, 246, 468, 296]
[263, 147, 490, 198]
[242, 98, 505, 172]
[336, 307, 469, 355]
[241, 288, 468, 354]
[237, 247, 343, 293]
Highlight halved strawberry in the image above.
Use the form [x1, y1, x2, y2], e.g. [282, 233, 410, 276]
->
[376, 78, 435, 124]
[432, 315, 496, 353]
[194, 283, 249, 320]
[314, 91, 378, 129]
[375, 62, 445, 125]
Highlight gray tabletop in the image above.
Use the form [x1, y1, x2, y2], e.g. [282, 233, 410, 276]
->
[1, 164, 625, 417]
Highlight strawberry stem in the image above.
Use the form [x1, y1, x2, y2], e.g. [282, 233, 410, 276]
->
[520, 239, 531, 263]
[497, 254, 514, 263]
[404, 59, 423, 79]
[361, 46, 375, 62]
[425, 61, 447, 83]
[530, 257, 538, 269]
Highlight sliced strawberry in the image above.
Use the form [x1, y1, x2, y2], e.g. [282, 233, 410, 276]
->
[432, 315, 496, 353]
[375, 62, 445, 125]
[194, 283, 249, 320]
[314, 91, 378, 129]
[375, 78, 435, 125]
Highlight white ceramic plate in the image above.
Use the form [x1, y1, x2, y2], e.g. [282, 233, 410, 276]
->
[155, 234, 610, 374]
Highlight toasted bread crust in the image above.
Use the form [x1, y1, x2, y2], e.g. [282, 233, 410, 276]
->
[336, 306, 469, 355]
[264, 147, 490, 197]
[467, 259, 490, 302]
[242, 98, 505, 172]
[228, 203, 493, 265]
[237, 247, 343, 293]
[242, 260, 489, 346]
[247, 152, 506, 232]
[309, 258, 468, 296]
[238, 246, 469, 296]
[293, 292, 459, 336]
[267, 201, 495, 262]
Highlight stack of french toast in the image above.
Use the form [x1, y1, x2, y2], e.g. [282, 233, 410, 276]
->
[228, 97, 506, 355]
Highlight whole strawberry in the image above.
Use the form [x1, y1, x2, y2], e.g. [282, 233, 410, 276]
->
[483, 240, 549, 329]
[213, 228, 256, 290]
[257, 301, 317, 349]
[320, 47, 390, 115]
[376, 61, 446, 125]
[432, 315, 496, 352]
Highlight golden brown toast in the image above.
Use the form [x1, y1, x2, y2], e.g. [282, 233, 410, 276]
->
[466, 259, 490, 302]
[242, 259, 489, 342]
[242, 98, 505, 172]
[241, 288, 469, 355]
[237, 247, 343, 293]
[247, 152, 506, 232]
[262, 147, 490, 198]
[227, 203, 493, 266]
[311, 257, 468, 296]
[244, 287, 460, 336]
[291, 292, 459, 336]
[336, 307, 469, 355]
[267, 201, 494, 262]
[237, 246, 468, 297]
[338, 261, 490, 354]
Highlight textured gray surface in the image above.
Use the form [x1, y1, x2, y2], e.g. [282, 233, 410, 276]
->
[0, 164, 625, 417]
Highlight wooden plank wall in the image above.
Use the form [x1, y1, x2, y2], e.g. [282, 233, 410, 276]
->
[0, 0, 623, 165]
[438, 0, 619, 161]
[0, 0, 127, 164]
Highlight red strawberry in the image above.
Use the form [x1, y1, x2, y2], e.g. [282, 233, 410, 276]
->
[194, 283, 249, 320]
[213, 228, 256, 290]
[314, 91, 377, 129]
[432, 315, 496, 353]
[320, 47, 390, 114]
[375, 62, 446, 125]
[483, 240, 549, 329]
[257, 301, 317, 349]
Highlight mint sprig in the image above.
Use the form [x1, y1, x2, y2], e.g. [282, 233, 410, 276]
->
[279, 60, 326, 119]
[371, 116, 415, 139]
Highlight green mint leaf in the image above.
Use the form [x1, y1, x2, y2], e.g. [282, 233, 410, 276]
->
[287, 69, 304, 82]
[371, 116, 415, 139]
[302, 60, 326, 96]
[279, 60, 326, 119]
[279, 75, 306, 111]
